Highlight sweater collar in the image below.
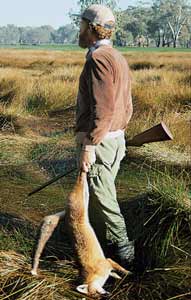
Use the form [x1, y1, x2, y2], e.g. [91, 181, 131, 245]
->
[91, 39, 112, 51]
[86, 39, 112, 59]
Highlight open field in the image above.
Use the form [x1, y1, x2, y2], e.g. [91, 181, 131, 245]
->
[1, 44, 191, 52]
[0, 48, 191, 299]
[0, 48, 190, 154]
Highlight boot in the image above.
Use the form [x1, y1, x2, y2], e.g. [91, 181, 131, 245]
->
[111, 239, 135, 272]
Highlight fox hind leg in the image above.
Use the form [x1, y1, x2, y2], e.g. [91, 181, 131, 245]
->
[107, 258, 132, 275]
[31, 211, 66, 275]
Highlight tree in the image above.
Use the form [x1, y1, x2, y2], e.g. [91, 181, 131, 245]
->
[51, 25, 78, 44]
[77, 0, 118, 12]
[0, 25, 20, 44]
[0, 27, 7, 44]
[151, 0, 191, 48]
[122, 5, 152, 47]
[167, 0, 191, 47]
[20, 26, 55, 44]
[147, 12, 172, 47]
[179, 24, 191, 48]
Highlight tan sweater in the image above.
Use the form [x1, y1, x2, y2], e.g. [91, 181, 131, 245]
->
[76, 44, 133, 145]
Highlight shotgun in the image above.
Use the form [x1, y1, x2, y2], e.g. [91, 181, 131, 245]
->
[28, 122, 173, 197]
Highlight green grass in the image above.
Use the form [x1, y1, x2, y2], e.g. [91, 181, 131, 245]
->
[0, 44, 83, 51]
[0, 163, 75, 221]
[118, 46, 191, 52]
[0, 227, 35, 257]
[141, 169, 191, 265]
[0, 43, 190, 52]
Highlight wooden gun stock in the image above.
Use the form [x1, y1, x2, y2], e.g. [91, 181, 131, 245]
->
[127, 122, 173, 147]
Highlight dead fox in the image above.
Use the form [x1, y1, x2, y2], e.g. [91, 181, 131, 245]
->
[31, 171, 131, 296]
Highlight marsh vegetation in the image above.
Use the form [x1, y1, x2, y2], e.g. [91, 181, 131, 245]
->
[0, 48, 190, 299]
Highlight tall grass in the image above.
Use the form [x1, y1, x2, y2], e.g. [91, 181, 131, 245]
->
[0, 49, 190, 152]
[0, 49, 190, 300]
[138, 169, 191, 268]
[0, 168, 190, 300]
[0, 68, 79, 117]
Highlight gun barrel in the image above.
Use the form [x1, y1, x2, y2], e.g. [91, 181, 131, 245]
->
[127, 122, 173, 146]
[28, 167, 76, 197]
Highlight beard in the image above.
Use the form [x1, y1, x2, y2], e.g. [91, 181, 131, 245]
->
[79, 31, 89, 49]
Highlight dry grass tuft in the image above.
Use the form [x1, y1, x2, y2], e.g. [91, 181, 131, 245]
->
[128, 66, 191, 153]
[130, 61, 156, 70]
[0, 251, 77, 300]
[0, 113, 19, 132]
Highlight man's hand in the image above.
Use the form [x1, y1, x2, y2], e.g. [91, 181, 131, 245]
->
[79, 148, 96, 172]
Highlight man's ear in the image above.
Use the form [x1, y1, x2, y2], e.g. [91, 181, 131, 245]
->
[88, 23, 94, 32]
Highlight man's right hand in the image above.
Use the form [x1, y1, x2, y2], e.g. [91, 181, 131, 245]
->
[79, 149, 96, 172]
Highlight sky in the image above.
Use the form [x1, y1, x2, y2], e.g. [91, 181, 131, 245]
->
[0, 0, 150, 29]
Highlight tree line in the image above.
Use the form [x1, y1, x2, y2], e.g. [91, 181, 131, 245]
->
[0, 24, 78, 45]
[0, 0, 190, 48]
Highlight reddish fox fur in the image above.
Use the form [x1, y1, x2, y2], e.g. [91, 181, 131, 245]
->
[31, 171, 130, 295]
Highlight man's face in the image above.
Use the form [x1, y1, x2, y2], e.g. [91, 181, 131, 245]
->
[79, 19, 90, 48]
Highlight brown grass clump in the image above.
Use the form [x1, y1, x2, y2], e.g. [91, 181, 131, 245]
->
[0, 66, 79, 117]
[0, 68, 34, 116]
[25, 76, 78, 115]
[129, 66, 191, 153]
[132, 69, 191, 111]
[0, 113, 19, 132]
[125, 52, 191, 72]
[130, 61, 156, 70]
[0, 251, 76, 300]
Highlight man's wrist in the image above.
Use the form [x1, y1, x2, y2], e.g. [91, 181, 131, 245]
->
[82, 145, 95, 152]
[82, 136, 95, 152]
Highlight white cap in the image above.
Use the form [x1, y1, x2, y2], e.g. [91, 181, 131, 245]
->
[74, 4, 115, 29]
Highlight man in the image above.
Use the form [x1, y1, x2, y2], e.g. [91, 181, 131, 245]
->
[75, 4, 134, 269]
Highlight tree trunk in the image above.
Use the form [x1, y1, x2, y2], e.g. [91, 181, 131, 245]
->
[156, 34, 160, 47]
[173, 38, 177, 48]
[146, 36, 149, 47]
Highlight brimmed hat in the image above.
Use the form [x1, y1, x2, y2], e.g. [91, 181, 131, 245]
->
[73, 4, 115, 29]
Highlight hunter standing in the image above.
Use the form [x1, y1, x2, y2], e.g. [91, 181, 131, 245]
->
[76, 4, 134, 268]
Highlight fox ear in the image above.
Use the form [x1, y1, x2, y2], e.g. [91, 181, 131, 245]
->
[76, 284, 88, 294]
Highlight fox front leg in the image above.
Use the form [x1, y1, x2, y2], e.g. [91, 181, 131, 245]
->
[31, 211, 66, 276]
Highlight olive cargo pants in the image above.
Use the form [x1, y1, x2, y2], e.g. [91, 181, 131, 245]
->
[77, 133, 134, 259]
